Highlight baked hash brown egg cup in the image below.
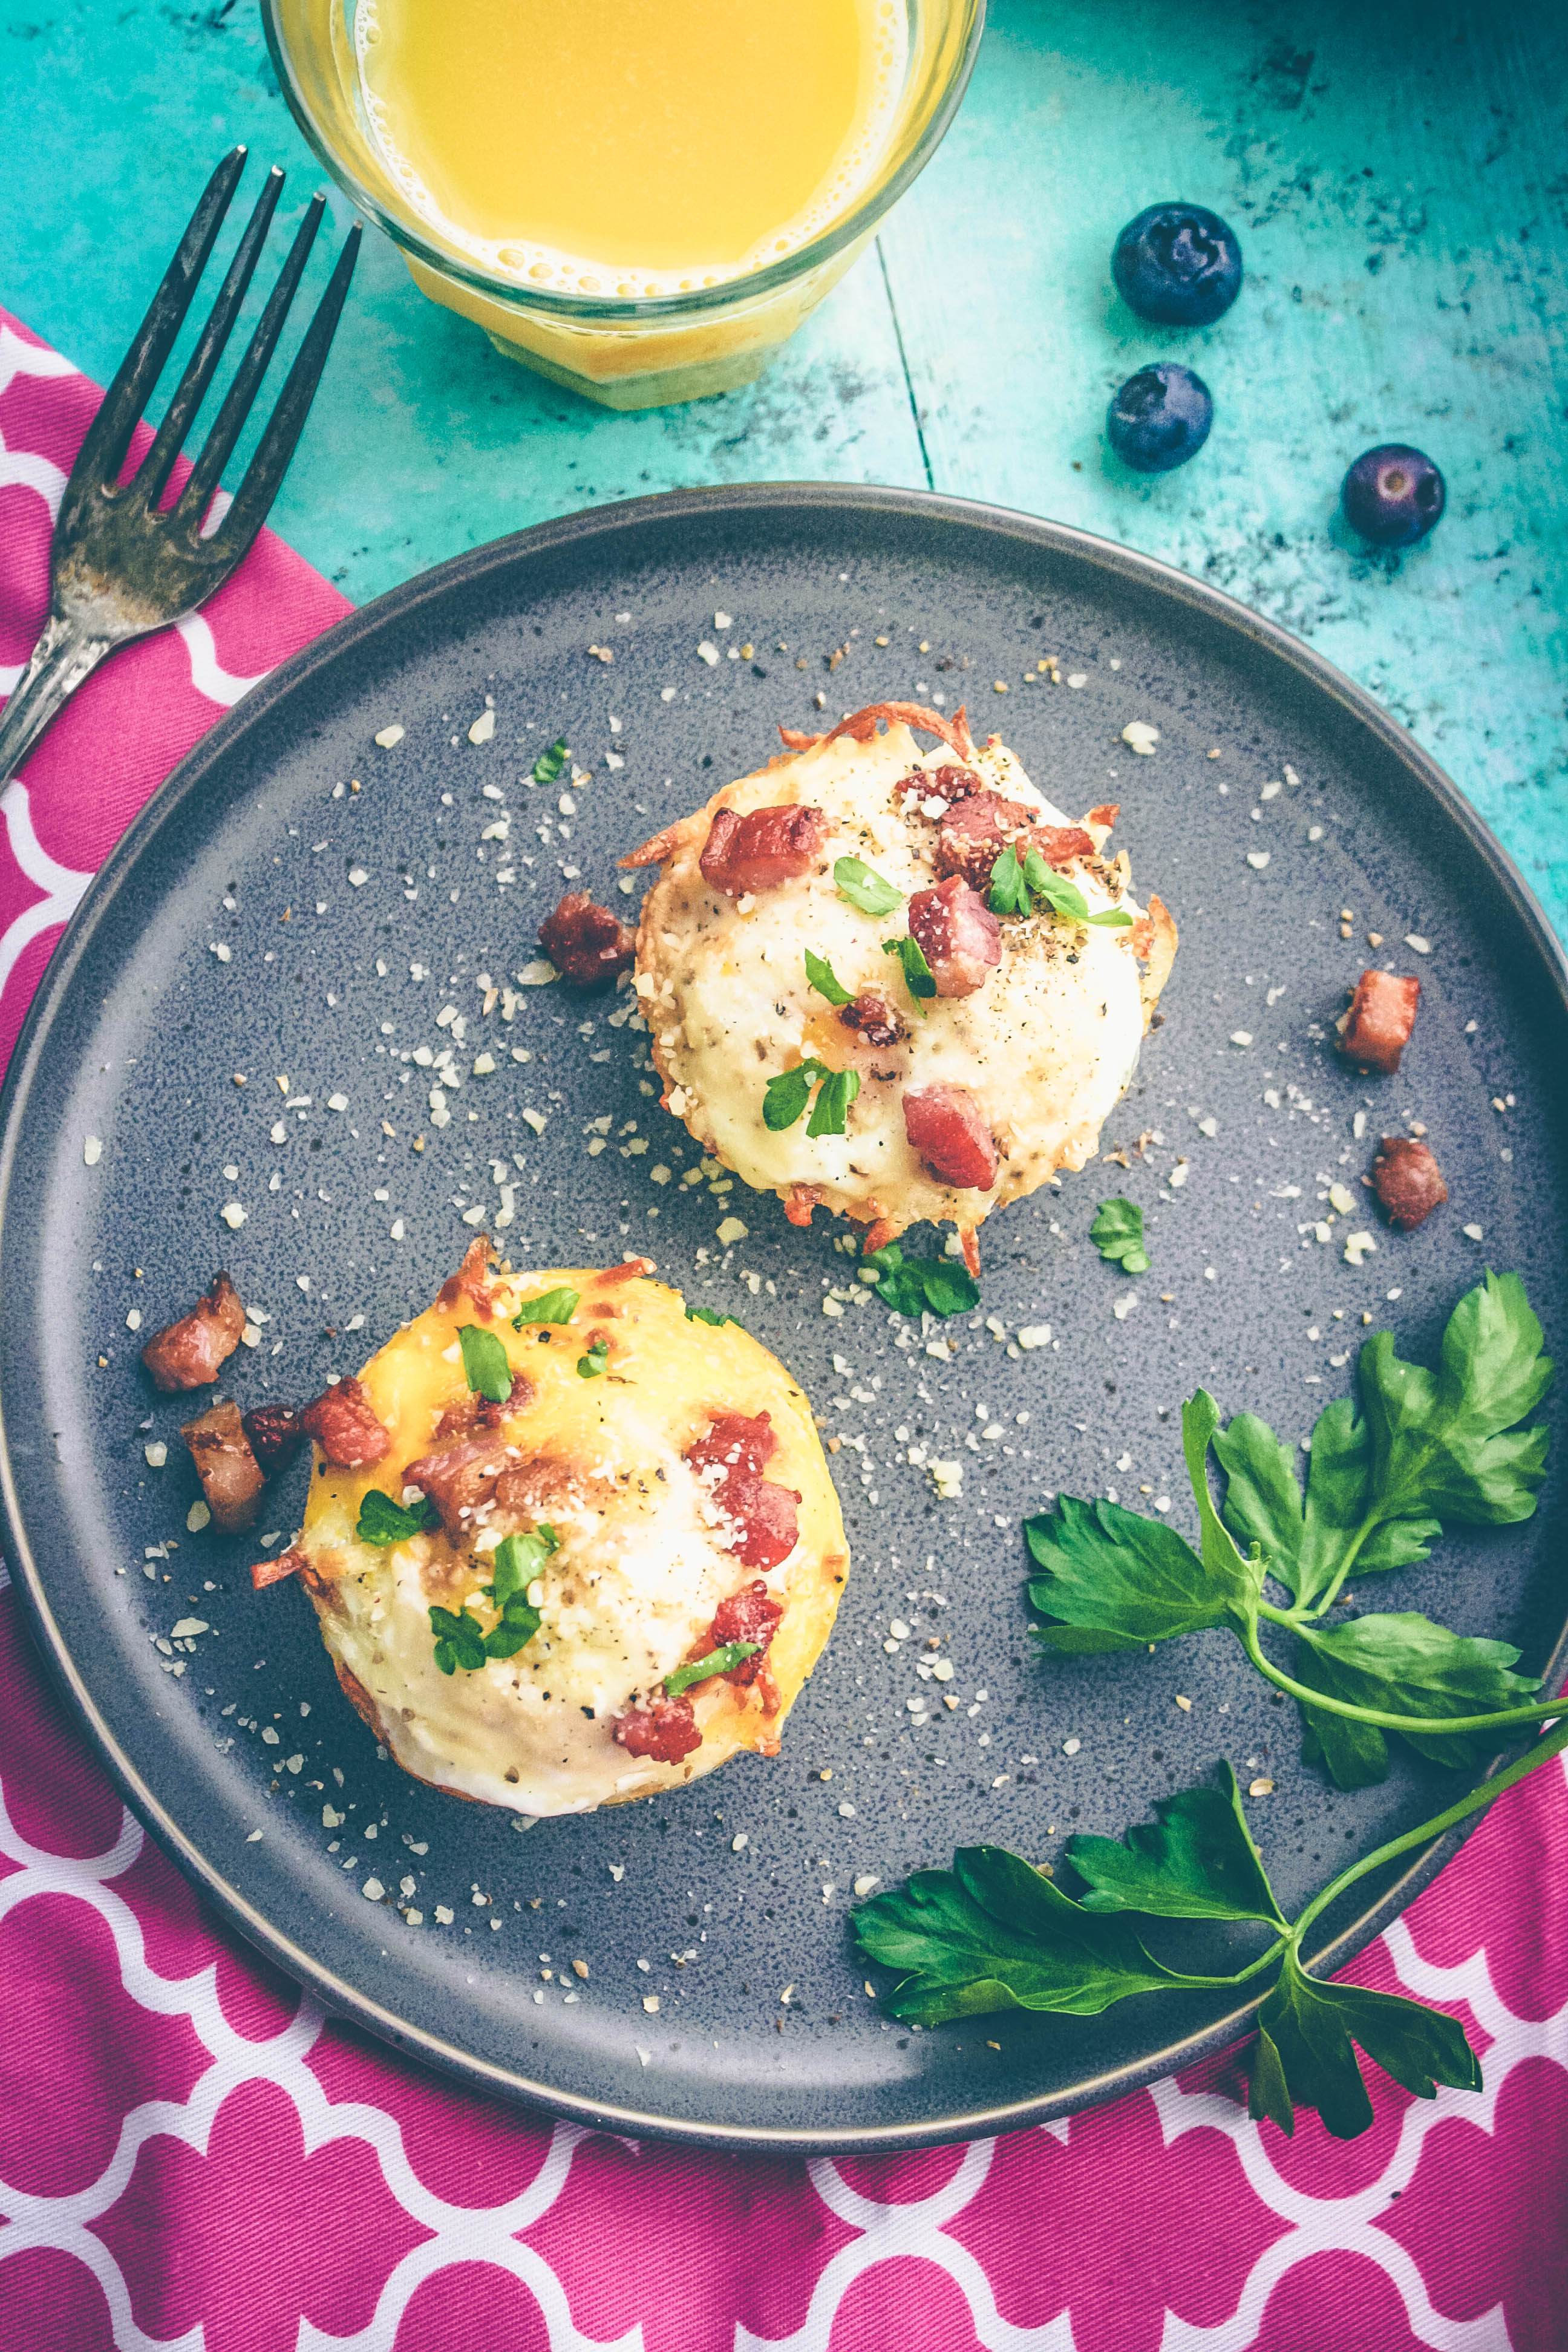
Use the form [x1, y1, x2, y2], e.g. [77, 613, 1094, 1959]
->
[255, 1244, 849, 1816]
[624, 702, 1176, 1270]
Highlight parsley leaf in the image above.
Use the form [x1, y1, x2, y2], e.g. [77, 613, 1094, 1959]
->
[1292, 1613, 1542, 1787]
[881, 933, 936, 1013]
[685, 1304, 739, 1328]
[513, 1286, 580, 1328]
[532, 736, 569, 785]
[1068, 1762, 1287, 1926]
[1025, 1491, 1253, 1655]
[834, 855, 904, 917]
[1249, 1945, 1481, 2141]
[429, 1604, 486, 1676]
[1022, 851, 1091, 923]
[1212, 1272, 1550, 1616]
[1091, 1197, 1149, 1274]
[852, 1844, 1209, 2027]
[805, 949, 854, 1007]
[763, 1059, 860, 1135]
[577, 1338, 609, 1379]
[457, 1322, 513, 1402]
[988, 845, 1132, 928]
[806, 1066, 860, 1138]
[864, 1240, 980, 1319]
[763, 1062, 818, 1131]
[664, 1641, 760, 1697]
[356, 1488, 441, 1546]
[987, 846, 1031, 918]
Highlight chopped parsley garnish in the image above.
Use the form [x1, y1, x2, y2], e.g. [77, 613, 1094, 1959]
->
[428, 1524, 558, 1674]
[664, 1641, 760, 1697]
[763, 1059, 861, 1137]
[532, 736, 569, 785]
[457, 1322, 514, 1402]
[685, 1304, 739, 1328]
[805, 949, 854, 1007]
[834, 855, 903, 917]
[512, 1285, 580, 1328]
[881, 933, 936, 1013]
[1091, 1197, 1150, 1273]
[577, 1337, 609, 1378]
[988, 844, 1133, 927]
[356, 1488, 441, 1546]
[863, 1240, 980, 1319]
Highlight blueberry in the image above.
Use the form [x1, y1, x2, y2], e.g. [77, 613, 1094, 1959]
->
[1341, 444, 1446, 547]
[1106, 362, 1213, 474]
[1112, 203, 1243, 326]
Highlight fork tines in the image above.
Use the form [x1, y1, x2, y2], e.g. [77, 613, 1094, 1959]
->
[60, 146, 360, 557]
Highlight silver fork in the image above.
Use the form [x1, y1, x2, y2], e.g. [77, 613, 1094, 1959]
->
[0, 147, 360, 783]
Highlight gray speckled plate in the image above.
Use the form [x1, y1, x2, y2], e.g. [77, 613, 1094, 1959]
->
[3, 485, 1566, 2152]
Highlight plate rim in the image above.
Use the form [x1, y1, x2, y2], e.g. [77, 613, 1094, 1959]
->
[4, 479, 1565, 2152]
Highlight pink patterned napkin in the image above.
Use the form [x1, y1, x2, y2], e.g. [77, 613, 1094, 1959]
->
[2, 306, 1565, 2351]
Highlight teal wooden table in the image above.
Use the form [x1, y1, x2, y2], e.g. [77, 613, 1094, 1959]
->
[4, 2, 1565, 915]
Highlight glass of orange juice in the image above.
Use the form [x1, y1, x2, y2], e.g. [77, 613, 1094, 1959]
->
[263, 0, 984, 409]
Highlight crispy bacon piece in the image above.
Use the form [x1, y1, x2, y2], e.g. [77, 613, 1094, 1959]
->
[1340, 970, 1420, 1076]
[959, 1229, 982, 1279]
[903, 1084, 1000, 1191]
[613, 1692, 702, 1763]
[251, 1543, 306, 1592]
[861, 1215, 899, 1256]
[595, 1255, 656, 1285]
[908, 876, 1002, 999]
[838, 992, 906, 1049]
[401, 1436, 511, 1538]
[241, 1403, 305, 1471]
[687, 1412, 778, 1481]
[140, 1272, 247, 1393]
[436, 1236, 503, 1319]
[300, 1375, 391, 1471]
[687, 1413, 801, 1570]
[939, 798, 1094, 892]
[779, 700, 975, 762]
[699, 803, 827, 896]
[434, 1371, 535, 1439]
[538, 890, 637, 988]
[181, 1399, 265, 1533]
[892, 762, 983, 806]
[784, 1185, 822, 1227]
[1371, 1135, 1449, 1231]
[707, 1578, 785, 1687]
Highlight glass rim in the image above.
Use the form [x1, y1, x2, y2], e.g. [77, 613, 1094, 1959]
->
[261, 0, 986, 324]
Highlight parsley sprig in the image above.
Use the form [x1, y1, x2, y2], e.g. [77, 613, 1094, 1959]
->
[988, 844, 1132, 927]
[805, 949, 854, 1007]
[532, 737, 569, 786]
[577, 1336, 610, 1379]
[834, 855, 903, 917]
[763, 1059, 861, 1136]
[685, 1304, 739, 1329]
[854, 1739, 1568, 2140]
[863, 1240, 979, 1319]
[1091, 1197, 1149, 1273]
[1024, 1273, 1560, 1784]
[429, 1524, 558, 1674]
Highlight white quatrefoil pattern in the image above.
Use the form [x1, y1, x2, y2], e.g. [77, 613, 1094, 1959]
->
[1, 306, 1567, 2352]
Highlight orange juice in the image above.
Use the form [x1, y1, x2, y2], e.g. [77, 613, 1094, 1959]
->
[355, 0, 907, 298]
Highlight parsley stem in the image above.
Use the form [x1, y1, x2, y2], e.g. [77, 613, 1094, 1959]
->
[1309, 1515, 1382, 1619]
[1292, 1713, 1568, 1950]
[1243, 1619, 1566, 1737]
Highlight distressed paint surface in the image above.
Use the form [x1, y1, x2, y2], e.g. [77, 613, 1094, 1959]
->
[2, 0, 1564, 913]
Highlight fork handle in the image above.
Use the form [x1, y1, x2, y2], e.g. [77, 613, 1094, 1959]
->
[0, 609, 116, 786]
